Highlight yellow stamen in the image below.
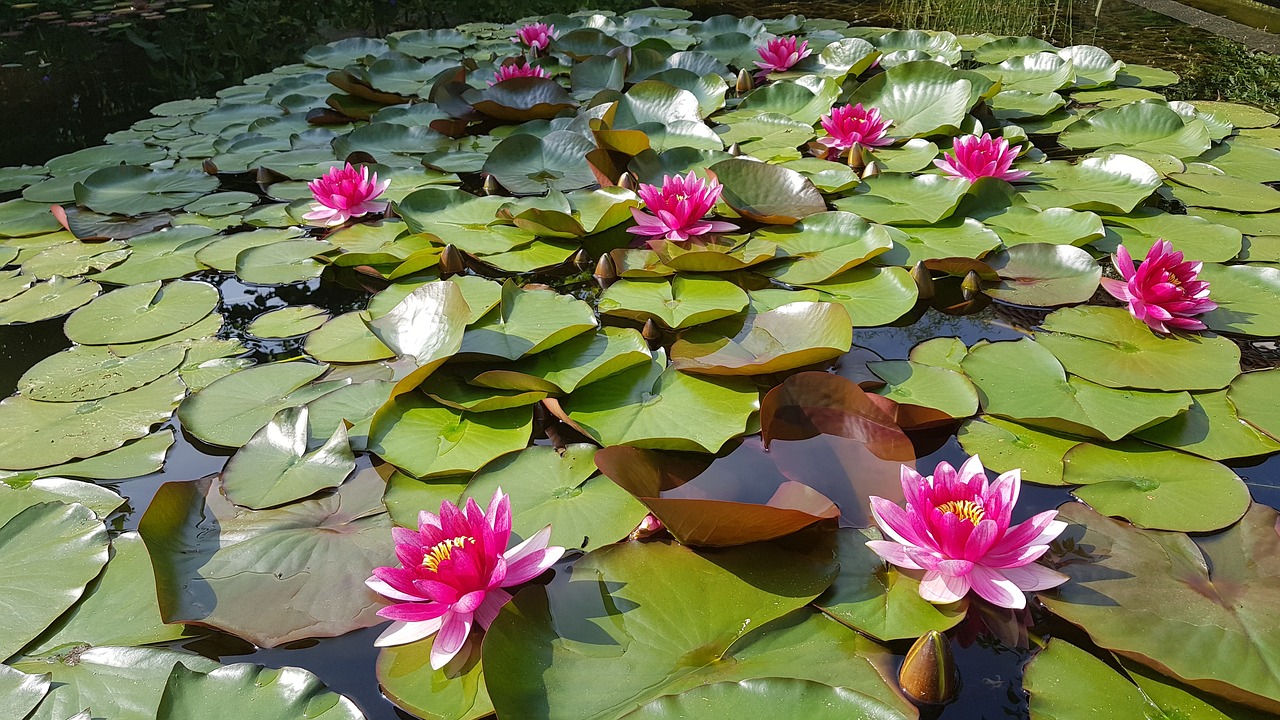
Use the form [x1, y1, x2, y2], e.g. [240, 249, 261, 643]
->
[422, 536, 473, 573]
[935, 500, 985, 524]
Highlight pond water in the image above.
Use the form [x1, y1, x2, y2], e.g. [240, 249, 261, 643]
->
[3, 3, 1280, 720]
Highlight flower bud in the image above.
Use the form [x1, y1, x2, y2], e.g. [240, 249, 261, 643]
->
[440, 244, 466, 278]
[962, 270, 983, 301]
[735, 67, 754, 95]
[899, 630, 959, 705]
[911, 261, 935, 300]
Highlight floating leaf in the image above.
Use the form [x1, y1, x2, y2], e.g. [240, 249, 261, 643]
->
[18, 344, 185, 402]
[834, 173, 969, 225]
[598, 275, 748, 330]
[0, 277, 101, 325]
[472, 327, 653, 395]
[1134, 389, 1280, 460]
[139, 468, 394, 647]
[847, 60, 974, 137]
[755, 212, 893, 284]
[247, 305, 330, 338]
[1021, 154, 1161, 213]
[709, 158, 827, 223]
[73, 166, 220, 215]
[0, 502, 109, 660]
[1196, 262, 1280, 337]
[983, 243, 1101, 306]
[177, 361, 338, 448]
[155, 663, 365, 720]
[235, 239, 333, 285]
[671, 301, 852, 375]
[368, 394, 532, 478]
[64, 280, 219, 345]
[956, 415, 1083, 485]
[221, 406, 356, 509]
[1061, 441, 1249, 531]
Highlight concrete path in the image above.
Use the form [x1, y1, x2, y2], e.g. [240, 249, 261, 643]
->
[1122, 0, 1280, 53]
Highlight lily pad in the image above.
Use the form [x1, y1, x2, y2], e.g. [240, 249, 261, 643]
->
[0, 375, 186, 471]
[247, 305, 331, 338]
[755, 212, 893, 284]
[177, 361, 338, 448]
[801, 266, 919, 327]
[472, 327, 653, 395]
[0, 277, 101, 325]
[1196, 262, 1280, 337]
[64, 280, 219, 345]
[139, 468, 394, 647]
[598, 274, 749, 330]
[73, 166, 220, 216]
[1036, 306, 1241, 391]
[1021, 154, 1161, 213]
[960, 338, 1191, 441]
[846, 60, 974, 137]
[156, 663, 365, 720]
[671, 301, 852, 375]
[368, 394, 533, 478]
[983, 243, 1102, 306]
[463, 444, 649, 552]
[1229, 369, 1280, 441]
[1061, 441, 1249, 531]
[0, 502, 109, 660]
[221, 406, 356, 509]
[235, 239, 333, 285]
[956, 415, 1083, 485]
[460, 281, 597, 360]
[1134, 390, 1280, 460]
[834, 173, 969, 225]
[18, 344, 185, 402]
[708, 158, 827, 223]
[1041, 503, 1280, 713]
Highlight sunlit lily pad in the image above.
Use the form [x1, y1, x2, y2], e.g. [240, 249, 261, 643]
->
[1041, 503, 1280, 712]
[460, 281, 597, 360]
[846, 60, 974, 137]
[139, 468, 394, 647]
[464, 444, 649, 552]
[22, 239, 130, 280]
[472, 327, 653, 395]
[834, 173, 969, 225]
[0, 277, 101, 325]
[755, 212, 893, 284]
[671, 302, 852, 375]
[0, 375, 186, 471]
[956, 415, 1083, 485]
[599, 274, 748, 330]
[563, 350, 757, 452]
[0, 502, 109, 660]
[1021, 154, 1160, 213]
[64, 280, 219, 345]
[368, 394, 532, 478]
[1135, 390, 1280, 460]
[1058, 100, 1210, 159]
[155, 663, 365, 720]
[73, 166, 220, 215]
[1196, 262, 1280, 337]
[177, 361, 340, 447]
[801, 266, 919, 327]
[247, 305, 331, 338]
[221, 406, 356, 509]
[1229, 369, 1280, 441]
[18, 344, 185, 402]
[1061, 441, 1249, 531]
[709, 158, 827, 223]
[984, 206, 1105, 246]
[960, 338, 1191, 440]
[91, 225, 220, 285]
[236, 238, 333, 285]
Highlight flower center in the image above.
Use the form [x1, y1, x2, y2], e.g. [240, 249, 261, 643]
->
[936, 500, 985, 524]
[422, 536, 473, 572]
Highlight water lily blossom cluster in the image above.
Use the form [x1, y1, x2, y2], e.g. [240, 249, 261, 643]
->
[366, 489, 564, 669]
[1102, 240, 1217, 333]
[515, 22, 556, 51]
[303, 163, 390, 226]
[867, 456, 1068, 610]
[490, 61, 549, 85]
[627, 172, 739, 243]
[754, 36, 811, 79]
[818, 103, 892, 157]
[935, 133, 1030, 182]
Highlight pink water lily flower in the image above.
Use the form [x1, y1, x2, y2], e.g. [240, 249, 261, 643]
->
[515, 22, 556, 51]
[754, 36, 811, 80]
[818, 103, 892, 157]
[303, 163, 390, 226]
[934, 133, 1030, 182]
[1102, 240, 1217, 333]
[627, 172, 739, 243]
[490, 61, 549, 85]
[867, 456, 1068, 610]
[366, 488, 564, 669]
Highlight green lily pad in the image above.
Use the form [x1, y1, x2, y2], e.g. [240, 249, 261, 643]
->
[472, 327, 653, 395]
[755, 212, 893, 284]
[1041, 502, 1280, 713]
[1036, 306, 1241, 391]
[1229, 369, 1280, 441]
[598, 274, 748, 330]
[0, 664, 49, 720]
[421, 369, 548, 412]
[671, 301, 852, 375]
[235, 239, 333, 285]
[0, 477, 124, 525]
[814, 527, 966, 641]
[73, 166, 219, 215]
[11, 647, 218, 720]
[460, 281, 597, 360]
[221, 406, 356, 509]
[801, 266, 919, 327]
[1098, 209, 1243, 262]
[64, 280, 219, 345]
[247, 305, 331, 338]
[0, 277, 101, 325]
[1166, 172, 1280, 212]
[708, 158, 827, 224]
[305, 379, 392, 453]
[0, 375, 186, 471]
[1197, 140, 1280, 184]
[982, 243, 1102, 306]
[305, 311, 396, 363]
[156, 663, 364, 720]
[622, 677, 907, 719]
[89, 225, 219, 285]
[139, 468, 394, 647]
[1024, 639, 1270, 720]
[0, 199, 61, 238]
[956, 415, 1083, 485]
[846, 60, 974, 137]
[1188, 100, 1276, 128]
[1061, 441, 1249, 531]
[483, 540, 872, 720]
[834, 173, 969, 225]
[0, 502, 109, 660]
[1021, 154, 1161, 213]
[868, 359, 978, 419]
[463, 444, 649, 552]
[22, 239, 130, 280]
[975, 52, 1073, 93]
[880, 218, 1003, 265]
[367, 280, 470, 391]
[177, 361, 338, 448]
[194, 228, 306, 271]
[1135, 390, 1280, 460]
[18, 344, 184, 402]
[1058, 101, 1210, 159]
[482, 131, 598, 195]
[983, 206, 1105, 246]
[1059, 44, 1123, 88]
[376, 634, 493, 720]
[1196, 262, 1280, 337]
[22, 532, 187, 656]
[562, 350, 757, 452]
[368, 394, 532, 478]
[9, 431, 175, 482]
[960, 338, 1191, 440]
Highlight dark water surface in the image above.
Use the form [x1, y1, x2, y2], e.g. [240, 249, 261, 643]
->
[4, 2, 1280, 719]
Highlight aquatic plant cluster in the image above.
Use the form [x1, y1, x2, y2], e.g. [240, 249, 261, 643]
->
[1, 7, 1279, 719]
